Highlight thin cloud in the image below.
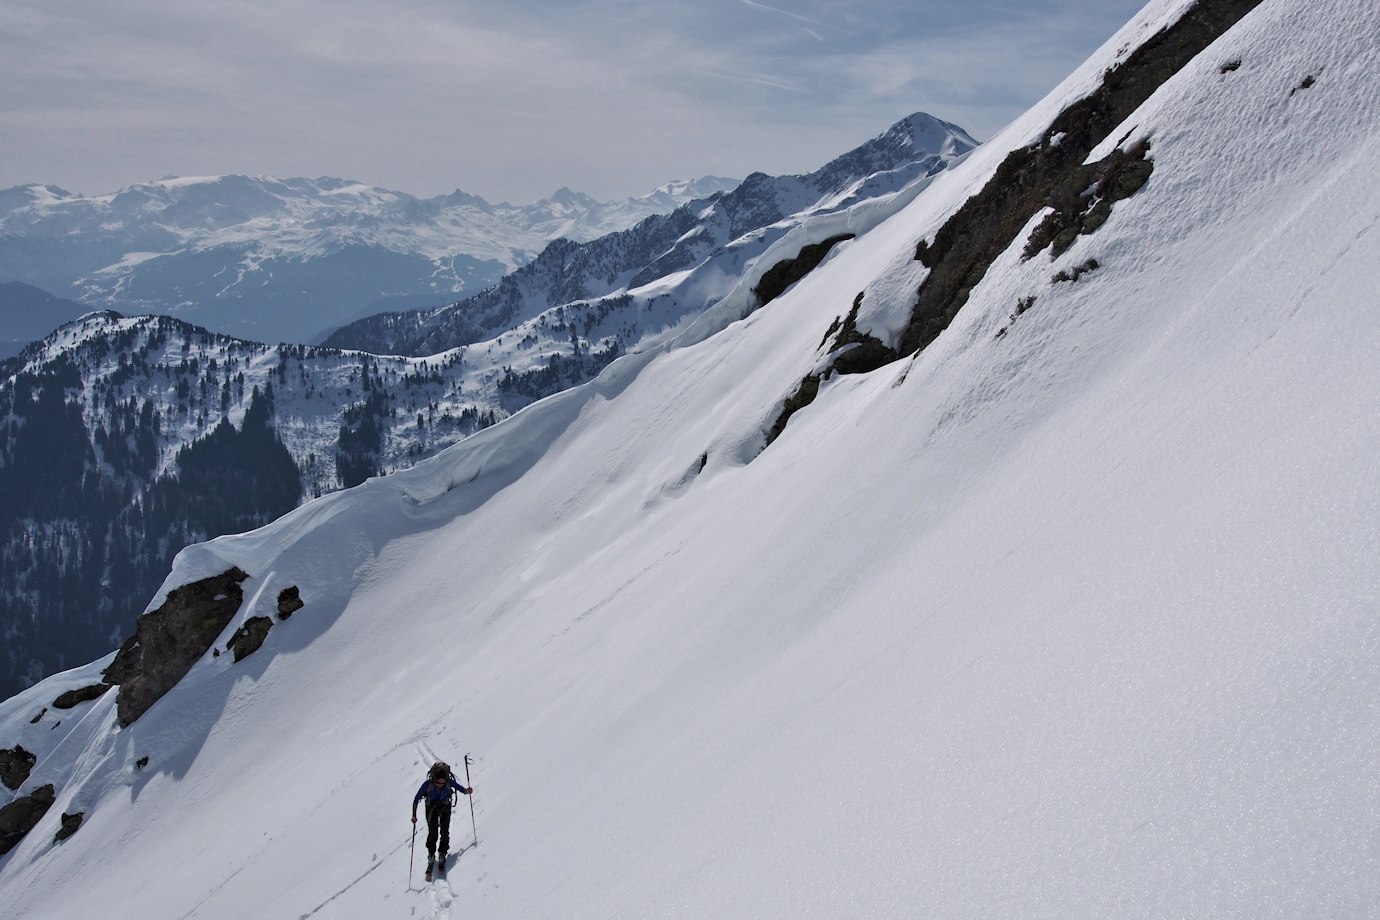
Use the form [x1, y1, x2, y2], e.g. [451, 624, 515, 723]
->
[690, 68, 809, 93]
[738, 0, 830, 40]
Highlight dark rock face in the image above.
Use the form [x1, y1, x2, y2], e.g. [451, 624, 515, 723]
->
[276, 586, 304, 620]
[227, 616, 273, 662]
[1022, 142, 1153, 261]
[0, 783, 55, 855]
[903, 0, 1265, 358]
[766, 0, 1266, 448]
[0, 745, 37, 790]
[54, 811, 83, 842]
[52, 683, 112, 710]
[753, 235, 856, 307]
[826, 293, 898, 376]
[102, 567, 249, 726]
[769, 292, 899, 445]
[769, 373, 821, 446]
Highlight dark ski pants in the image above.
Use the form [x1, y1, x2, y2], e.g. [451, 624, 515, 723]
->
[425, 802, 452, 858]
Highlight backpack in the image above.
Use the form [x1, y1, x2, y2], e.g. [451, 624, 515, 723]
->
[426, 761, 457, 807]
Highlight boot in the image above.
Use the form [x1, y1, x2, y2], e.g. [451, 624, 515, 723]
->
[424, 855, 435, 882]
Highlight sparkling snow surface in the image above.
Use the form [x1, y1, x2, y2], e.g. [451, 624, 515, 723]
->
[2, 1, 1378, 917]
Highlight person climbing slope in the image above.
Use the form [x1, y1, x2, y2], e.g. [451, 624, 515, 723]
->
[411, 760, 473, 881]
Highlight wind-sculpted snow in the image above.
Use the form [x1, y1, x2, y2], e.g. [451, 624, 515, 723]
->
[2, 1, 1378, 917]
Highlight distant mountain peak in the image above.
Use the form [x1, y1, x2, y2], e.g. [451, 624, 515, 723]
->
[548, 186, 598, 206]
[648, 176, 740, 200]
[888, 111, 982, 154]
[803, 112, 978, 196]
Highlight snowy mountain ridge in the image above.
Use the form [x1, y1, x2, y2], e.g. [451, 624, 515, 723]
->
[324, 112, 977, 356]
[1, 0, 1377, 917]
[0, 174, 739, 345]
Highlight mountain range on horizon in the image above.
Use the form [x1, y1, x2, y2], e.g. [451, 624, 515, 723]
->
[1, 0, 1377, 916]
[0, 173, 740, 346]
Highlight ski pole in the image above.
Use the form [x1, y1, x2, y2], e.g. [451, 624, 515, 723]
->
[409, 818, 416, 884]
[464, 753, 478, 846]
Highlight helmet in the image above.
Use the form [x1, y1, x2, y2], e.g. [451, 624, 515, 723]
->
[429, 761, 451, 781]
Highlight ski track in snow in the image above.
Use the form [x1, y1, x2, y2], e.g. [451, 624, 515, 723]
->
[428, 872, 456, 920]
[411, 739, 479, 919]
[300, 739, 477, 918]
[297, 832, 414, 920]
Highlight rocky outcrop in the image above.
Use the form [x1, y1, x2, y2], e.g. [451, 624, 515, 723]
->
[54, 812, 83, 842]
[768, 0, 1266, 446]
[903, 0, 1265, 357]
[825, 293, 899, 377]
[0, 783, 54, 855]
[769, 292, 899, 445]
[226, 616, 273, 663]
[753, 235, 855, 307]
[102, 567, 249, 726]
[0, 745, 37, 790]
[769, 374, 821, 446]
[1021, 142, 1153, 261]
[52, 683, 112, 710]
[276, 586, 304, 620]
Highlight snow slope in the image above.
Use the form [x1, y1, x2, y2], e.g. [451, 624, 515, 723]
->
[1, 0, 1377, 917]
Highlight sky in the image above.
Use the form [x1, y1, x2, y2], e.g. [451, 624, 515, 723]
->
[1, 0, 1147, 204]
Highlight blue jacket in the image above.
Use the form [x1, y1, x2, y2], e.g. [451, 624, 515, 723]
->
[414, 776, 470, 808]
